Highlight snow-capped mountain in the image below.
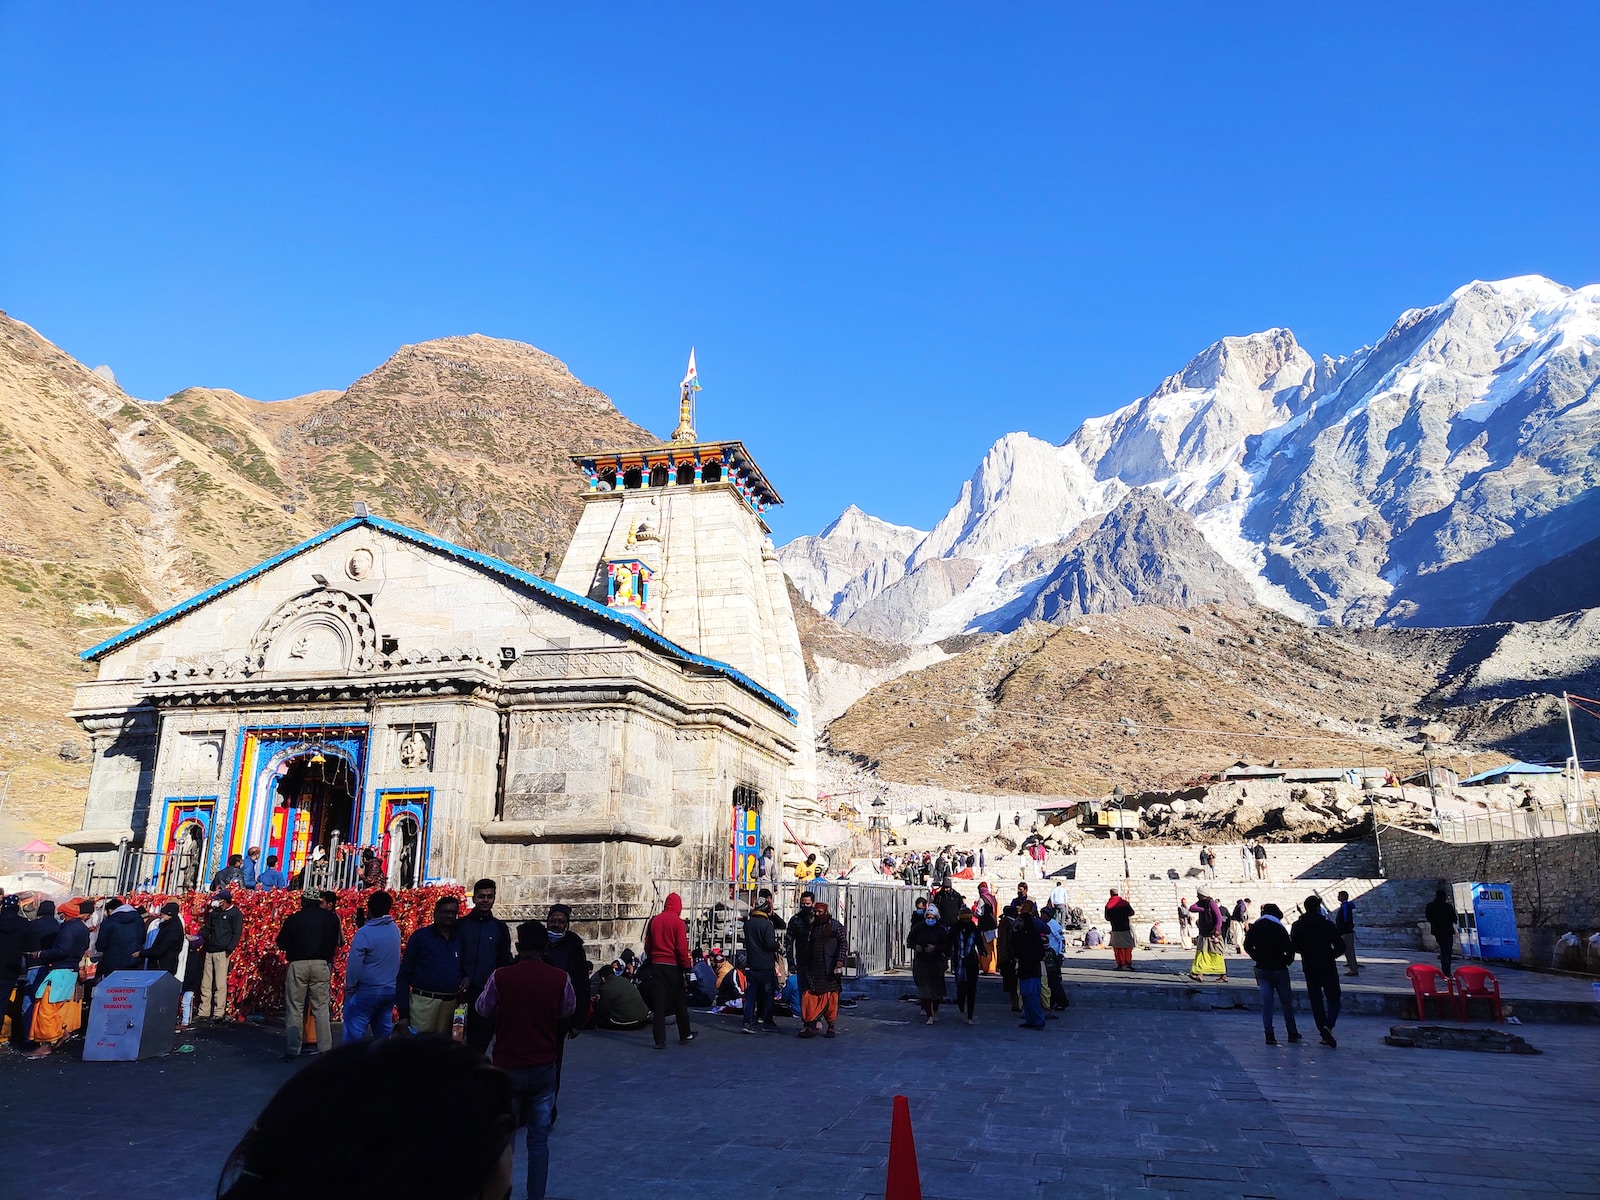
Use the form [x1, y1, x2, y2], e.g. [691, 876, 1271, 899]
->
[779, 276, 1600, 642]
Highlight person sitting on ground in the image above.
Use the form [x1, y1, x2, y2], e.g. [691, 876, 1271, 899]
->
[1082, 926, 1104, 949]
[591, 962, 652, 1030]
[1147, 921, 1169, 946]
[713, 949, 745, 1005]
[218, 1034, 517, 1200]
[686, 949, 717, 1007]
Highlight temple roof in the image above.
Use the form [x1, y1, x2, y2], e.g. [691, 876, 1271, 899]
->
[569, 439, 783, 508]
[78, 515, 797, 723]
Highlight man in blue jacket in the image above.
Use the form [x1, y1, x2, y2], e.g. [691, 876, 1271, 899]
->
[458, 879, 511, 1053]
[396, 895, 464, 1036]
[343, 890, 401, 1041]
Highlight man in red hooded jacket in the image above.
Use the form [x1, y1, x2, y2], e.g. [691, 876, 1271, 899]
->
[644, 893, 695, 1049]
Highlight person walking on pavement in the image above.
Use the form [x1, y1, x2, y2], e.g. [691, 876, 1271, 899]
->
[1334, 890, 1359, 976]
[952, 907, 981, 1025]
[1187, 891, 1229, 983]
[741, 898, 781, 1033]
[196, 889, 243, 1021]
[1104, 888, 1137, 971]
[798, 901, 848, 1038]
[474, 920, 576, 1200]
[542, 902, 589, 1122]
[1291, 895, 1347, 1048]
[343, 891, 401, 1042]
[396, 896, 464, 1036]
[1244, 903, 1301, 1045]
[1424, 889, 1458, 978]
[644, 892, 695, 1049]
[906, 904, 950, 1024]
[459, 880, 513, 1054]
[276, 891, 344, 1059]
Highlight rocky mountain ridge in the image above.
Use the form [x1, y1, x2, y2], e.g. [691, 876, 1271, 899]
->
[781, 276, 1600, 641]
[0, 313, 655, 856]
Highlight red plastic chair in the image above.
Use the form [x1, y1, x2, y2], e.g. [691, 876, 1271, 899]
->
[1453, 966, 1504, 1023]
[1405, 963, 1458, 1019]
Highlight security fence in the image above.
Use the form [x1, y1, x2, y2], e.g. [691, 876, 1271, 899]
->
[1436, 800, 1600, 844]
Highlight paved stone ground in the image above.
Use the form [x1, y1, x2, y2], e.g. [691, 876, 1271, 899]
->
[4, 1000, 1596, 1200]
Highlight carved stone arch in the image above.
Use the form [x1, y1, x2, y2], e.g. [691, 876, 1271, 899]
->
[251, 588, 379, 674]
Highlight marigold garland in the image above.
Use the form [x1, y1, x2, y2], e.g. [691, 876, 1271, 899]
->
[126, 884, 464, 1021]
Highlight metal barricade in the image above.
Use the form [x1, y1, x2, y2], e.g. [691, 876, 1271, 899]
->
[811, 880, 919, 976]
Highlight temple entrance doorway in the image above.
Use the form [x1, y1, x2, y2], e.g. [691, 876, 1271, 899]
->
[272, 752, 359, 880]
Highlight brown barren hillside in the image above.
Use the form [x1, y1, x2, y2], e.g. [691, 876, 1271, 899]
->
[0, 315, 662, 860]
[822, 605, 1517, 796]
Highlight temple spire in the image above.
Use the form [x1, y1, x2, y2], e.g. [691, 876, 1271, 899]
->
[672, 347, 701, 442]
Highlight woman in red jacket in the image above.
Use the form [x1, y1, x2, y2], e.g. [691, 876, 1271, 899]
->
[643, 893, 696, 1049]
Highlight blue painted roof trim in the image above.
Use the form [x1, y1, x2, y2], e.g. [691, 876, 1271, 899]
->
[80, 515, 798, 724]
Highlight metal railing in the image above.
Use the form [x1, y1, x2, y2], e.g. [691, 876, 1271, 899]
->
[1435, 801, 1600, 844]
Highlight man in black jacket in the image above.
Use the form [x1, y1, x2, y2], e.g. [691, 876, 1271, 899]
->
[95, 898, 147, 980]
[786, 891, 816, 987]
[1424, 889, 1458, 978]
[275, 892, 344, 1059]
[741, 900, 780, 1033]
[0, 895, 34, 1037]
[1291, 896, 1347, 1048]
[459, 879, 512, 1054]
[543, 901, 589, 1124]
[1243, 902, 1301, 1046]
[133, 902, 186, 975]
[197, 889, 244, 1020]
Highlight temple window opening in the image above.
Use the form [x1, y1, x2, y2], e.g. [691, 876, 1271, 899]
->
[676, 462, 696, 486]
[702, 461, 722, 484]
[623, 467, 643, 489]
[650, 464, 669, 488]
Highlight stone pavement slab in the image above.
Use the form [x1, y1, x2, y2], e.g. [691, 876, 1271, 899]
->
[2, 1002, 1595, 1199]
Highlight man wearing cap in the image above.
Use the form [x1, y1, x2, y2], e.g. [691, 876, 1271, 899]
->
[475, 920, 576, 1200]
[797, 901, 848, 1039]
[197, 889, 244, 1021]
[276, 891, 344, 1058]
[459, 880, 512, 1054]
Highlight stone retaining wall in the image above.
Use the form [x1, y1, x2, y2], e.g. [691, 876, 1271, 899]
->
[1377, 825, 1600, 968]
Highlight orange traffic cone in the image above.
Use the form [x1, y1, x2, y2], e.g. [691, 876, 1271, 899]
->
[886, 1094, 922, 1200]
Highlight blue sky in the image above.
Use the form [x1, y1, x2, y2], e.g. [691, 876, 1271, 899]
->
[3, 5, 1597, 543]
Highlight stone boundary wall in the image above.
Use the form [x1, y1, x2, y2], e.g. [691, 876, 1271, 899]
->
[1377, 825, 1600, 968]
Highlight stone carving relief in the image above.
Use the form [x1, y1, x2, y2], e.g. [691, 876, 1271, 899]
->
[345, 547, 375, 581]
[179, 731, 225, 778]
[250, 588, 378, 675]
[396, 727, 434, 770]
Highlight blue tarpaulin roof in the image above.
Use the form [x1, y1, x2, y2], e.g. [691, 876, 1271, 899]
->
[1459, 761, 1563, 785]
[79, 515, 798, 723]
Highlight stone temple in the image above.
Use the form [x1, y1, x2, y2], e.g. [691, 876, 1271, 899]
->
[60, 383, 817, 947]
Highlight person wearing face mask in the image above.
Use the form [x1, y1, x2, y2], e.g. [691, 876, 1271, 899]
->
[542, 903, 589, 1124]
[458, 880, 512, 1055]
[905, 904, 950, 1025]
[785, 891, 817, 987]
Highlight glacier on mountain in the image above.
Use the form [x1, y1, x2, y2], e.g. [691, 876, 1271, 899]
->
[778, 276, 1600, 642]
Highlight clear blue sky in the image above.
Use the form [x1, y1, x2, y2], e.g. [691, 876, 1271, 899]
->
[3, 5, 1596, 543]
